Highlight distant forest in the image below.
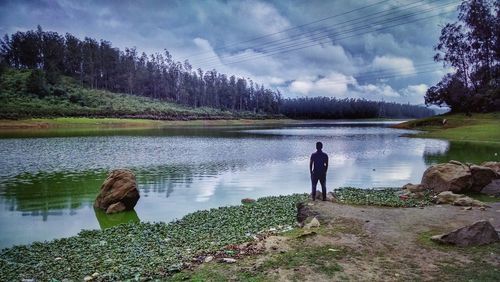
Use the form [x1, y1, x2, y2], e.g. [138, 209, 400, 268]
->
[0, 26, 281, 114]
[281, 97, 434, 119]
[0, 26, 435, 119]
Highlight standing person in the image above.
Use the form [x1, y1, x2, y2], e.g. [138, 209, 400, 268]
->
[309, 142, 328, 201]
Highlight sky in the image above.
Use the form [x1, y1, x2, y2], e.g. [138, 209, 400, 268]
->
[0, 0, 459, 104]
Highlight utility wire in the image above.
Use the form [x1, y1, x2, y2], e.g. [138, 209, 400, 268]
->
[200, 8, 455, 69]
[194, 0, 436, 65]
[178, 0, 393, 60]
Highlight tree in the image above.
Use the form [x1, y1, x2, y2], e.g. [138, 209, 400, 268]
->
[427, 0, 499, 112]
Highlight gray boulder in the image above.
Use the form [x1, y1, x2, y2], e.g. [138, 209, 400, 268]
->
[480, 179, 500, 197]
[431, 220, 499, 246]
[470, 165, 499, 192]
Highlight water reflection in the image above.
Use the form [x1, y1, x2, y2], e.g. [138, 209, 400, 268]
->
[0, 123, 498, 248]
[94, 208, 140, 229]
[423, 141, 500, 165]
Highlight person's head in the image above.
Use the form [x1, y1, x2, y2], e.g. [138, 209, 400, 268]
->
[316, 141, 323, 151]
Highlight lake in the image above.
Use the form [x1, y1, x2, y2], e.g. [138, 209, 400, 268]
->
[0, 121, 499, 248]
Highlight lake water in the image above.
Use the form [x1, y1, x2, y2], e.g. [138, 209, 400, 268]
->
[0, 121, 499, 248]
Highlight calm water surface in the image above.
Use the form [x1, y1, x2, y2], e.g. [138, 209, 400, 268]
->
[0, 121, 499, 248]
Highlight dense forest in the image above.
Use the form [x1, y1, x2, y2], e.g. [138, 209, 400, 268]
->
[281, 97, 434, 119]
[425, 0, 499, 113]
[0, 26, 281, 114]
[0, 26, 437, 119]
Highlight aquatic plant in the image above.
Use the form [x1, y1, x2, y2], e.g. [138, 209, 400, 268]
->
[0, 193, 307, 281]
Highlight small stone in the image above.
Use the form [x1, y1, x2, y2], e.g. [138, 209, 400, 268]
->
[328, 249, 340, 252]
[221, 258, 237, 263]
[304, 217, 320, 229]
[480, 207, 486, 211]
[54, 257, 63, 261]
[241, 198, 256, 204]
[92, 272, 99, 278]
[204, 256, 214, 263]
[463, 206, 472, 211]
[83, 276, 93, 281]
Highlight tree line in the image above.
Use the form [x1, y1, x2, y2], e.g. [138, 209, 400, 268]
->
[0, 26, 281, 113]
[425, 0, 499, 113]
[280, 97, 435, 119]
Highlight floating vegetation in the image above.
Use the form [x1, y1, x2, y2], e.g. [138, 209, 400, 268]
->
[334, 187, 433, 207]
[0, 194, 308, 281]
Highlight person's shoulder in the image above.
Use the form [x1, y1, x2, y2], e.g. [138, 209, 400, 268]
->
[322, 151, 329, 157]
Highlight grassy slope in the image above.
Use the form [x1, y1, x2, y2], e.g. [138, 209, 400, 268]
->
[0, 69, 275, 121]
[393, 112, 500, 143]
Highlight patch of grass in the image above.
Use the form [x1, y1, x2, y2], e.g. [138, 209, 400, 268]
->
[464, 192, 500, 203]
[259, 245, 344, 277]
[438, 259, 500, 282]
[393, 112, 500, 143]
[334, 187, 433, 207]
[0, 194, 308, 281]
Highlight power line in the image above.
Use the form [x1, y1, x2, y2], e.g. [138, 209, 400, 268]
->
[193, 0, 436, 65]
[178, 0, 392, 61]
[200, 7, 456, 69]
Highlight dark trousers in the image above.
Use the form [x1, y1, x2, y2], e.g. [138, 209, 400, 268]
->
[311, 172, 326, 200]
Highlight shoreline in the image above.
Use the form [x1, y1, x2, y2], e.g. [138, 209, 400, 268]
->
[1, 190, 498, 281]
[392, 112, 500, 143]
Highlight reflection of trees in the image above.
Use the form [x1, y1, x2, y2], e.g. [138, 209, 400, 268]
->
[135, 161, 247, 196]
[0, 161, 247, 219]
[94, 208, 140, 229]
[423, 141, 500, 165]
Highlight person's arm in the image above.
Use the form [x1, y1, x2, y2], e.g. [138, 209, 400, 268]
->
[309, 154, 313, 174]
[325, 155, 329, 173]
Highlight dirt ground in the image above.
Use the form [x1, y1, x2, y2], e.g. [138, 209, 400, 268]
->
[171, 201, 500, 281]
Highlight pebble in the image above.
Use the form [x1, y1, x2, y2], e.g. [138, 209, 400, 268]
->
[54, 257, 63, 261]
[83, 276, 93, 281]
[221, 258, 237, 263]
[92, 272, 99, 278]
[204, 256, 214, 263]
[463, 206, 472, 211]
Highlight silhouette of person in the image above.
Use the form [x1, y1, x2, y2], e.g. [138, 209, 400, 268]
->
[310, 141, 328, 201]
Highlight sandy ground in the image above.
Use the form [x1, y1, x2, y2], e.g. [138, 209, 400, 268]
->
[174, 201, 500, 281]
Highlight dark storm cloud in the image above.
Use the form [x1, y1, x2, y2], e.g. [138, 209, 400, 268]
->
[0, 0, 459, 104]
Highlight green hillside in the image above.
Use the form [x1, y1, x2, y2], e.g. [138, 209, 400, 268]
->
[0, 69, 271, 120]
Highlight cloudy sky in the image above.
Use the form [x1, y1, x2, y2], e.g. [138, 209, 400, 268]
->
[0, 0, 459, 104]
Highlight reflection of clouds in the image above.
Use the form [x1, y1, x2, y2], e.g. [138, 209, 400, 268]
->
[194, 179, 217, 202]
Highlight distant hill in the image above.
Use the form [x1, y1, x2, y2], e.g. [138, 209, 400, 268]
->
[0, 68, 273, 120]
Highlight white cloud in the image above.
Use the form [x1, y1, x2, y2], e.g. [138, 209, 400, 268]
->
[371, 55, 415, 75]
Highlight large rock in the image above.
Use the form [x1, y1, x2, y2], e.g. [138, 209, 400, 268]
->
[435, 191, 488, 207]
[431, 220, 500, 246]
[402, 183, 427, 192]
[480, 179, 500, 197]
[94, 169, 140, 214]
[296, 202, 320, 224]
[421, 161, 472, 193]
[481, 161, 500, 174]
[470, 165, 499, 192]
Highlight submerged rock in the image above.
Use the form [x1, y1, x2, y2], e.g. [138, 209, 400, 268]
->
[421, 161, 472, 193]
[431, 220, 500, 246]
[94, 169, 140, 214]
